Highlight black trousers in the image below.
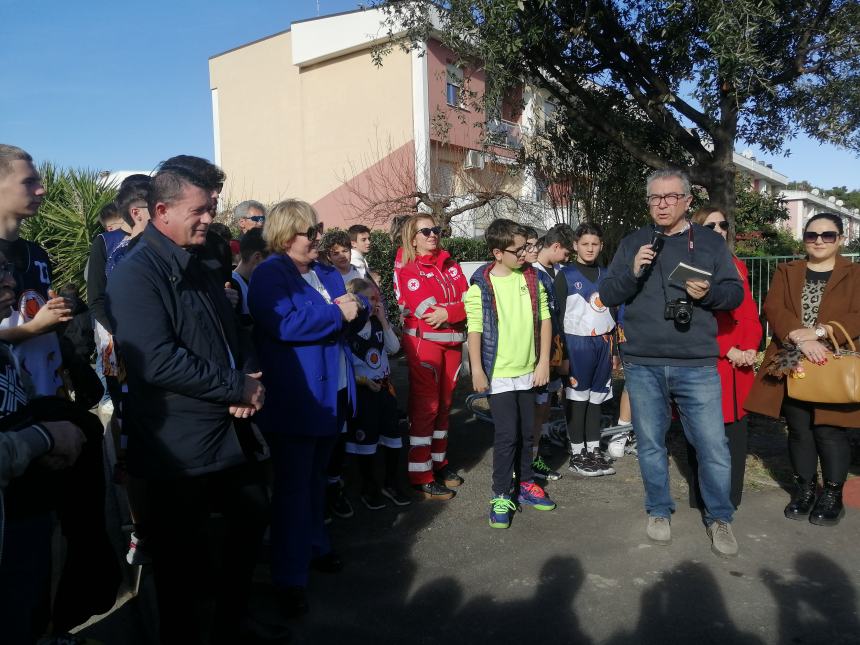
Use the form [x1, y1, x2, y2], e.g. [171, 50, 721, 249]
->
[147, 462, 269, 645]
[687, 417, 747, 510]
[781, 396, 851, 483]
[489, 389, 535, 495]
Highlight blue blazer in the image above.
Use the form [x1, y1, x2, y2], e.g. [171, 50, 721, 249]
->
[248, 254, 368, 437]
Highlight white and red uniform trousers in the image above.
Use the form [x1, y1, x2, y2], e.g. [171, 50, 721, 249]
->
[399, 250, 469, 485]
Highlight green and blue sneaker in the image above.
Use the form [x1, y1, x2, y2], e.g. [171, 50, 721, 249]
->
[531, 456, 563, 481]
[518, 481, 557, 511]
[489, 494, 517, 528]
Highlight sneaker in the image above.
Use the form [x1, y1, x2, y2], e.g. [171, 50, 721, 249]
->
[517, 481, 556, 511]
[327, 483, 354, 519]
[360, 489, 387, 510]
[545, 420, 569, 447]
[381, 485, 413, 507]
[647, 515, 672, 545]
[624, 432, 638, 456]
[413, 480, 456, 500]
[531, 456, 562, 481]
[126, 532, 151, 566]
[489, 494, 517, 528]
[707, 520, 738, 558]
[435, 465, 464, 488]
[568, 448, 602, 477]
[589, 449, 616, 476]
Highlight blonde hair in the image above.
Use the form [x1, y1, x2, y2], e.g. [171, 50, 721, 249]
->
[400, 214, 438, 264]
[691, 205, 724, 226]
[346, 277, 374, 295]
[264, 199, 318, 254]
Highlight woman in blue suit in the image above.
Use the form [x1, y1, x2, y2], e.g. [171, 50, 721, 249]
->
[248, 199, 367, 615]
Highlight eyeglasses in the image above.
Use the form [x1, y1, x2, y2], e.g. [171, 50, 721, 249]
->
[247, 215, 265, 223]
[297, 222, 324, 240]
[417, 226, 442, 237]
[803, 230, 839, 244]
[0, 262, 14, 280]
[524, 242, 541, 253]
[502, 245, 528, 258]
[647, 193, 688, 206]
[704, 221, 729, 231]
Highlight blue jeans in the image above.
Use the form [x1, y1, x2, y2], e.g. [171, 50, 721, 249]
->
[623, 362, 733, 525]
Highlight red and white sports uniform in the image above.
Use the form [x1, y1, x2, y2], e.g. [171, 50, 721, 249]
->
[399, 249, 468, 485]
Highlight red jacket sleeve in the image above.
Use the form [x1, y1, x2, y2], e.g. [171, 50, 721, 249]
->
[442, 261, 469, 324]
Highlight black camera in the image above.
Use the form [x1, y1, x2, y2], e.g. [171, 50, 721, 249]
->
[664, 298, 693, 325]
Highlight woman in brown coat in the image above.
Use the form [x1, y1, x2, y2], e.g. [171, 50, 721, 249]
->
[745, 213, 860, 527]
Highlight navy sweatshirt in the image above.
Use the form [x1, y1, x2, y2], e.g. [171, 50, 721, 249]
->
[600, 223, 743, 366]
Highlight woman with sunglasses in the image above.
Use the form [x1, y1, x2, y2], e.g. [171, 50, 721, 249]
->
[746, 213, 860, 527]
[399, 215, 469, 500]
[686, 206, 762, 511]
[247, 200, 369, 613]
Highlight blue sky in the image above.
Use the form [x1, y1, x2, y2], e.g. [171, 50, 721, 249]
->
[1, 0, 857, 190]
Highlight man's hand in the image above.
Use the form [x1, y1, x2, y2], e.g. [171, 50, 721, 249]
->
[29, 291, 72, 334]
[422, 307, 449, 329]
[533, 360, 550, 388]
[241, 372, 266, 411]
[685, 279, 710, 301]
[224, 282, 239, 307]
[472, 368, 489, 393]
[633, 244, 656, 276]
[229, 403, 257, 419]
[39, 420, 86, 470]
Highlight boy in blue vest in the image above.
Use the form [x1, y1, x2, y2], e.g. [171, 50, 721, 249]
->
[466, 218, 555, 529]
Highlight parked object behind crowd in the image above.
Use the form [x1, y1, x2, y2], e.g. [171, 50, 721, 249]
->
[746, 212, 860, 527]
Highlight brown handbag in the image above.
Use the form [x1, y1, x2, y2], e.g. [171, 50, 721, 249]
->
[787, 321, 860, 404]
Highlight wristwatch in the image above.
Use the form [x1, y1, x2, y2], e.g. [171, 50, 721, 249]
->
[815, 324, 826, 339]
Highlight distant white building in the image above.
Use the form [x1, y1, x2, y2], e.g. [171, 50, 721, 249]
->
[780, 189, 860, 243]
[98, 170, 152, 188]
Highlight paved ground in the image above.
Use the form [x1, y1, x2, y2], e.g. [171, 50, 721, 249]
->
[78, 365, 860, 645]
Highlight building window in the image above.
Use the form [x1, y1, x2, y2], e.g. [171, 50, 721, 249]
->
[446, 65, 464, 108]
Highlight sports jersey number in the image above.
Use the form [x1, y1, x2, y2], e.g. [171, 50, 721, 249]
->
[34, 261, 50, 286]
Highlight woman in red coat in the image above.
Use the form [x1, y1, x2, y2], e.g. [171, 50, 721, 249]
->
[686, 206, 762, 510]
[399, 215, 469, 500]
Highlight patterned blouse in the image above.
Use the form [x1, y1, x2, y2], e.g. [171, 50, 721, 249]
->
[801, 268, 832, 328]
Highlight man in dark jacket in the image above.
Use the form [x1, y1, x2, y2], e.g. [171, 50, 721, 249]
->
[106, 155, 283, 645]
[601, 168, 743, 559]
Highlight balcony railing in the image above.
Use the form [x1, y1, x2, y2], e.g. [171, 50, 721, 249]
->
[486, 119, 521, 149]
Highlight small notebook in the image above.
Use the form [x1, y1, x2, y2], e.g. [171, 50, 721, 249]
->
[669, 261, 712, 284]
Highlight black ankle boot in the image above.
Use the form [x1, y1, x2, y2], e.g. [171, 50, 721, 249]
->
[784, 474, 817, 520]
[809, 480, 845, 526]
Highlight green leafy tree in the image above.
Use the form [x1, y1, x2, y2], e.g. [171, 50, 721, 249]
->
[376, 0, 860, 226]
[20, 164, 117, 298]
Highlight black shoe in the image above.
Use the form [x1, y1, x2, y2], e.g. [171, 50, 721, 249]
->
[311, 551, 344, 573]
[435, 465, 464, 488]
[809, 480, 845, 527]
[784, 474, 817, 520]
[360, 489, 387, 510]
[327, 483, 354, 519]
[588, 449, 616, 476]
[381, 484, 413, 507]
[279, 586, 309, 618]
[413, 480, 456, 500]
[568, 448, 602, 477]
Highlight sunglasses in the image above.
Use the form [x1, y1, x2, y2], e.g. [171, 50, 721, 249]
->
[417, 226, 442, 237]
[803, 230, 839, 244]
[704, 221, 729, 231]
[297, 222, 324, 240]
[247, 215, 265, 223]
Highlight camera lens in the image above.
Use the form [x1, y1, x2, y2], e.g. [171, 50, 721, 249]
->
[675, 309, 691, 325]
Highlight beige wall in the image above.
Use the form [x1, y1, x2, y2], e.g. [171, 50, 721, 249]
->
[210, 32, 415, 226]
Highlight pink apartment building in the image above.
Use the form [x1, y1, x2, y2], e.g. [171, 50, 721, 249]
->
[208, 8, 542, 231]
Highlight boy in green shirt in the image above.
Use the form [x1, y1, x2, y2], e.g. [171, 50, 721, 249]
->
[465, 219, 555, 529]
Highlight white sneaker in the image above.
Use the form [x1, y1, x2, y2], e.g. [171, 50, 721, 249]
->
[607, 435, 627, 459]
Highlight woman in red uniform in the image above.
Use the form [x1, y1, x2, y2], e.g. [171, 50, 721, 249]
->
[685, 206, 762, 510]
[399, 215, 469, 500]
